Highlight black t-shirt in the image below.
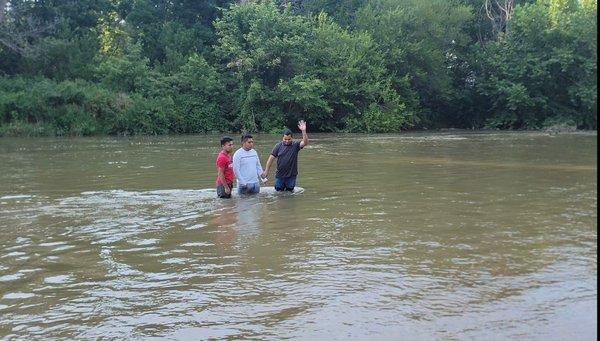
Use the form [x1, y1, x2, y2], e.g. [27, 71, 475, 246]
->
[271, 140, 302, 178]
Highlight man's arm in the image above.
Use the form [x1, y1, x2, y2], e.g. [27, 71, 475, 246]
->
[262, 154, 276, 179]
[232, 151, 243, 186]
[217, 167, 231, 194]
[255, 151, 264, 179]
[298, 120, 308, 148]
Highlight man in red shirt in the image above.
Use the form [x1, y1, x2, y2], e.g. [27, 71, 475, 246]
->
[216, 136, 235, 198]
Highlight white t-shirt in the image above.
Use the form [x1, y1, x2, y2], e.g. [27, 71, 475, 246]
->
[232, 148, 263, 186]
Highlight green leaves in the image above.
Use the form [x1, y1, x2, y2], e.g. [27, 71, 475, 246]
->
[354, 0, 473, 127]
[476, 0, 597, 129]
[0, 0, 596, 135]
[214, 1, 417, 132]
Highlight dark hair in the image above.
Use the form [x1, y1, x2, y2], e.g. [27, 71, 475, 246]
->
[282, 128, 293, 136]
[241, 134, 253, 143]
[220, 136, 233, 146]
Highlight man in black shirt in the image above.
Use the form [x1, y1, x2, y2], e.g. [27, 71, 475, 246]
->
[262, 120, 309, 191]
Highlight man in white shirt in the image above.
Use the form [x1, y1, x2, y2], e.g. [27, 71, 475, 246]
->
[232, 134, 266, 195]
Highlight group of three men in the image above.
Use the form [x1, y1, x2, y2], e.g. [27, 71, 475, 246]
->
[215, 120, 309, 198]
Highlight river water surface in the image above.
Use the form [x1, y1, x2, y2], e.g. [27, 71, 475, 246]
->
[0, 131, 596, 339]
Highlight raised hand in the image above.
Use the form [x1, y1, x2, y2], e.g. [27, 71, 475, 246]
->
[298, 120, 307, 131]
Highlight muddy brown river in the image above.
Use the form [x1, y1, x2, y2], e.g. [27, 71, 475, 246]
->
[0, 131, 596, 339]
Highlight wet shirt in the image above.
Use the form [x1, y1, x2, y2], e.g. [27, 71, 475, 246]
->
[232, 148, 263, 185]
[215, 151, 234, 185]
[271, 141, 302, 178]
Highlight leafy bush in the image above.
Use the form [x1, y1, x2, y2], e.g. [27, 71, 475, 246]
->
[476, 1, 597, 129]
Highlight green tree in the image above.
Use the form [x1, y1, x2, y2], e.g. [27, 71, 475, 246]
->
[215, 1, 416, 132]
[119, 0, 235, 68]
[354, 0, 473, 128]
[167, 54, 229, 133]
[215, 1, 313, 131]
[308, 12, 416, 132]
[475, 0, 597, 129]
[281, 0, 368, 27]
[0, 0, 114, 78]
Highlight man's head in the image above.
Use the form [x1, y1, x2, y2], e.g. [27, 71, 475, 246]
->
[241, 134, 254, 151]
[282, 128, 293, 145]
[220, 136, 233, 153]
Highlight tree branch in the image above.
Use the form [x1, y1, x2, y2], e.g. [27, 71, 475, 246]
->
[0, 15, 57, 56]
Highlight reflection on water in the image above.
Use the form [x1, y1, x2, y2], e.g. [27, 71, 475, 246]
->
[0, 131, 597, 339]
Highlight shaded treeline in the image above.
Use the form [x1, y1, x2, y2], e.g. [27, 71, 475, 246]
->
[0, 0, 596, 136]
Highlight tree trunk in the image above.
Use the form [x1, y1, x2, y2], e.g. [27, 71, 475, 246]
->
[484, 0, 515, 36]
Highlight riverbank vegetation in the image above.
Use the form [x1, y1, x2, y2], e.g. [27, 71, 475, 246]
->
[0, 0, 596, 136]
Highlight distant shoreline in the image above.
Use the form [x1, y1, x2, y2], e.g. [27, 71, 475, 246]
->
[0, 127, 596, 138]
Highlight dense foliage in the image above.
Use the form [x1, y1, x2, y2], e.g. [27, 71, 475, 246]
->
[0, 0, 596, 136]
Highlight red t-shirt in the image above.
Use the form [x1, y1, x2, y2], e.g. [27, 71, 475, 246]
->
[215, 151, 234, 185]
